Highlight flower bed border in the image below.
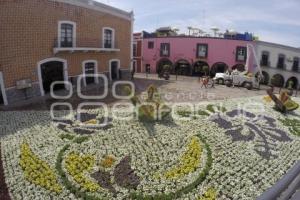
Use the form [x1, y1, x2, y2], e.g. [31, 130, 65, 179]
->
[130, 134, 213, 200]
[56, 137, 112, 200]
[0, 142, 11, 200]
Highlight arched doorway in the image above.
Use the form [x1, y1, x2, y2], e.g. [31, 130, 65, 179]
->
[232, 64, 245, 72]
[0, 86, 3, 105]
[0, 72, 8, 105]
[175, 59, 191, 76]
[260, 71, 270, 85]
[286, 77, 299, 89]
[156, 58, 173, 74]
[109, 59, 120, 81]
[271, 74, 285, 87]
[82, 60, 98, 86]
[210, 62, 229, 77]
[192, 61, 209, 77]
[38, 58, 68, 96]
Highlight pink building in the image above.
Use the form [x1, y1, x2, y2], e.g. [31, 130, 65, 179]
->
[134, 32, 255, 77]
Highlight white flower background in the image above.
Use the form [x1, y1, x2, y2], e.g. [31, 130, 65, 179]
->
[0, 96, 300, 200]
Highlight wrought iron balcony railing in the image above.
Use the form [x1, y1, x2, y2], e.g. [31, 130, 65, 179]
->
[53, 38, 120, 54]
[260, 60, 270, 67]
[277, 63, 286, 70]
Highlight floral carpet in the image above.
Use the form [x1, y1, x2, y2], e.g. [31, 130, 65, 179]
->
[0, 96, 299, 200]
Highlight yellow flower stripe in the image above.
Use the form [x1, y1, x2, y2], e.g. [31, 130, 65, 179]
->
[199, 187, 217, 200]
[65, 152, 100, 192]
[165, 137, 202, 179]
[19, 143, 62, 193]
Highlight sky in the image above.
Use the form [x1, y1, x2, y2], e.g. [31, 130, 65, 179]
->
[96, 0, 300, 47]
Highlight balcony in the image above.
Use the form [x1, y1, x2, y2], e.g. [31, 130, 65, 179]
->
[260, 60, 270, 67]
[53, 38, 120, 54]
[277, 63, 286, 70]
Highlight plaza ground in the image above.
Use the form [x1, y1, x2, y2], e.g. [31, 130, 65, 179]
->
[1, 73, 296, 111]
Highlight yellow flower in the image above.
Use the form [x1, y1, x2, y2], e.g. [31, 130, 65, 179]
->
[19, 143, 62, 193]
[65, 152, 100, 192]
[164, 137, 202, 179]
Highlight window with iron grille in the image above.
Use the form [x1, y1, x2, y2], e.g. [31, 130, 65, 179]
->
[277, 54, 285, 69]
[236, 46, 247, 62]
[104, 29, 113, 48]
[292, 57, 299, 72]
[196, 44, 208, 58]
[160, 43, 170, 57]
[261, 51, 269, 66]
[60, 24, 73, 47]
[133, 43, 137, 57]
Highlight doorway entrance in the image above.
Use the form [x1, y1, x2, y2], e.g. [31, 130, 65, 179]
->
[84, 62, 96, 85]
[0, 72, 7, 105]
[192, 61, 209, 76]
[0, 83, 3, 105]
[41, 61, 65, 93]
[156, 58, 173, 74]
[210, 62, 229, 77]
[110, 59, 120, 80]
[175, 59, 191, 76]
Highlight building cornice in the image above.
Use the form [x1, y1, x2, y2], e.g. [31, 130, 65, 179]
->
[51, 0, 133, 21]
[257, 40, 300, 53]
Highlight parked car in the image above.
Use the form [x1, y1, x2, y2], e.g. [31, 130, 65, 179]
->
[213, 73, 226, 84]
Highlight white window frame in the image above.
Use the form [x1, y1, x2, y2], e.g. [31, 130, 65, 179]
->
[109, 59, 120, 81]
[133, 42, 137, 57]
[37, 57, 69, 96]
[0, 72, 8, 105]
[102, 27, 115, 49]
[58, 21, 77, 48]
[132, 60, 137, 72]
[82, 60, 99, 86]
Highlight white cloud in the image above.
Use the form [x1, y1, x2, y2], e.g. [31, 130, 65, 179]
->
[94, 0, 300, 47]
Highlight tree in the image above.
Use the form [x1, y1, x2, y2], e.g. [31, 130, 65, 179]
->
[202, 66, 209, 76]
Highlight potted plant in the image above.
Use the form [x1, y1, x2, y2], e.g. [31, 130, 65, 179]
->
[287, 80, 294, 96]
[161, 64, 170, 80]
[202, 65, 209, 77]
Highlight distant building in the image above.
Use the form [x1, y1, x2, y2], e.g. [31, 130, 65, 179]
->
[133, 32, 143, 73]
[256, 41, 300, 88]
[0, 0, 134, 105]
[133, 30, 254, 77]
[133, 29, 300, 89]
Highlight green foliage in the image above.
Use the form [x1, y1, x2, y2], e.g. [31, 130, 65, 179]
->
[127, 84, 171, 122]
[206, 104, 227, 113]
[287, 80, 294, 89]
[130, 134, 212, 200]
[271, 75, 283, 87]
[73, 136, 90, 144]
[59, 134, 75, 140]
[177, 110, 193, 118]
[279, 118, 300, 136]
[198, 110, 210, 116]
[202, 66, 209, 75]
[147, 85, 158, 101]
[176, 108, 214, 119]
[163, 65, 171, 71]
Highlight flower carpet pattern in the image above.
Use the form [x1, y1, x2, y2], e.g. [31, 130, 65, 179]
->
[0, 96, 300, 200]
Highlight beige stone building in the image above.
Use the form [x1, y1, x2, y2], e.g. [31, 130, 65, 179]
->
[0, 0, 134, 105]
